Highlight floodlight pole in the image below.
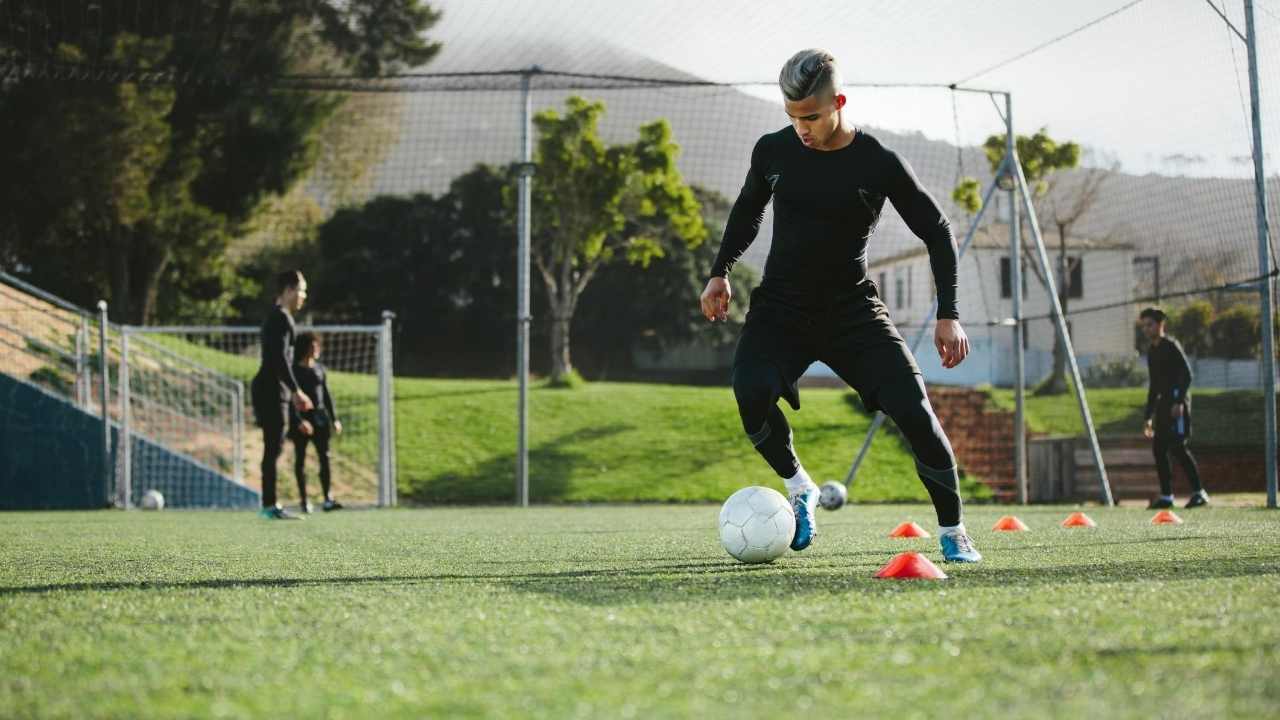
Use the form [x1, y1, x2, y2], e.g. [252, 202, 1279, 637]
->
[516, 67, 539, 508]
[1005, 92, 1028, 504]
[1244, 1, 1277, 508]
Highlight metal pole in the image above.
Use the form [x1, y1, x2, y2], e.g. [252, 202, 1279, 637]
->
[119, 328, 132, 509]
[1013, 153, 1114, 506]
[1007, 93, 1028, 505]
[516, 67, 537, 508]
[1244, 0, 1277, 508]
[844, 168, 1005, 486]
[233, 380, 245, 485]
[76, 315, 87, 407]
[96, 301, 111, 507]
[379, 310, 397, 507]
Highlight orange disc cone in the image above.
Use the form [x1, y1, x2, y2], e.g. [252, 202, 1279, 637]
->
[992, 515, 1030, 532]
[874, 552, 948, 580]
[1061, 511, 1097, 528]
[888, 521, 931, 538]
[1151, 510, 1184, 525]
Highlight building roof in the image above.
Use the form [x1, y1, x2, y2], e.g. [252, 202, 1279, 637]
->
[869, 224, 1136, 269]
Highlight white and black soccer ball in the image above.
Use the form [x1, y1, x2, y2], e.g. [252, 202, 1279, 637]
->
[141, 489, 165, 511]
[819, 481, 847, 511]
[718, 486, 795, 564]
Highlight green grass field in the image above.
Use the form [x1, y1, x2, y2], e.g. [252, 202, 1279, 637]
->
[3, 505, 1277, 718]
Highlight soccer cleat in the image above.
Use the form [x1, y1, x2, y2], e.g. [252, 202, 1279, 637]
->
[1147, 497, 1175, 510]
[259, 505, 304, 520]
[939, 530, 982, 563]
[1184, 491, 1210, 509]
[788, 485, 819, 551]
[322, 499, 344, 512]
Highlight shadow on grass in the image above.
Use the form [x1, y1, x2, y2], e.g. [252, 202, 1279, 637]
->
[405, 422, 634, 503]
[5, 552, 1276, 604]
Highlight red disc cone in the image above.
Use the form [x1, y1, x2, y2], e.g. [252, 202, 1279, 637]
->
[874, 551, 948, 580]
[1061, 511, 1097, 528]
[888, 521, 931, 538]
[992, 515, 1030, 532]
[1151, 510, 1183, 525]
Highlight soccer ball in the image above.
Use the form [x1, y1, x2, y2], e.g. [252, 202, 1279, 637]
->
[819, 481, 847, 511]
[718, 486, 795, 564]
[141, 489, 165, 511]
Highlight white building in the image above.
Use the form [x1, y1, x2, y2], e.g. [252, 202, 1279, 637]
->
[808, 225, 1138, 387]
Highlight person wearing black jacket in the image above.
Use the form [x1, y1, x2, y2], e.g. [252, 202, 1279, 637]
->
[1140, 307, 1209, 509]
[251, 270, 314, 520]
[699, 49, 980, 563]
[289, 332, 344, 513]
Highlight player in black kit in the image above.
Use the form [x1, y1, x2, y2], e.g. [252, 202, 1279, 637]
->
[700, 49, 981, 562]
[251, 270, 314, 520]
[1139, 307, 1209, 509]
[289, 332, 344, 513]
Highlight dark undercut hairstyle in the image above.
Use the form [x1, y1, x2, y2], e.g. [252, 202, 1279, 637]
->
[294, 332, 320, 360]
[779, 48, 841, 102]
[276, 270, 304, 294]
[1139, 307, 1167, 323]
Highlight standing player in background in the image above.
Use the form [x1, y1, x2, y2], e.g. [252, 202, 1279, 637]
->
[699, 49, 981, 562]
[1139, 307, 1209, 509]
[251, 270, 313, 520]
[290, 332, 344, 513]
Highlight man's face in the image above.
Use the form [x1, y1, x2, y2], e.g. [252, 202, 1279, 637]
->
[288, 278, 308, 313]
[1140, 317, 1163, 342]
[784, 93, 844, 148]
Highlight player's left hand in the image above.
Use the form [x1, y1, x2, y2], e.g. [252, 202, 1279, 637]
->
[935, 319, 970, 369]
[334, 420, 343, 435]
[300, 420, 314, 436]
[1171, 403, 1184, 418]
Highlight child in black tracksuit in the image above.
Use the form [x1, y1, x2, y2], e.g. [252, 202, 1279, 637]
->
[290, 332, 344, 512]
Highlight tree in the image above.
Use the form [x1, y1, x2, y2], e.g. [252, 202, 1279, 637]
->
[0, 1, 441, 323]
[529, 96, 707, 383]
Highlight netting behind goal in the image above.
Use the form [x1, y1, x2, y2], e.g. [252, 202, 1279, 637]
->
[120, 323, 394, 509]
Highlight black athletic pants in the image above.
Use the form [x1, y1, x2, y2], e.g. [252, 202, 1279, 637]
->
[292, 428, 332, 503]
[255, 396, 289, 508]
[731, 290, 963, 526]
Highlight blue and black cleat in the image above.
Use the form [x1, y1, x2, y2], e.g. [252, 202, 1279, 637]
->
[789, 486, 820, 551]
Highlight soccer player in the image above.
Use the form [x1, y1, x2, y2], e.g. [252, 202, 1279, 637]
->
[251, 270, 314, 520]
[289, 332, 344, 513]
[1139, 307, 1209, 509]
[699, 49, 981, 562]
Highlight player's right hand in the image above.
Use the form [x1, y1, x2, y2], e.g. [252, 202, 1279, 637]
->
[294, 391, 314, 412]
[300, 420, 314, 437]
[1142, 418, 1154, 439]
[700, 276, 732, 322]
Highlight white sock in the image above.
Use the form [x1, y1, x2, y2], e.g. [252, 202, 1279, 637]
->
[1161, 494, 1175, 502]
[784, 466, 815, 495]
[939, 522, 967, 536]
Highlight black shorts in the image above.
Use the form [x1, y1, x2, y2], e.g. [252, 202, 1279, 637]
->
[733, 287, 921, 413]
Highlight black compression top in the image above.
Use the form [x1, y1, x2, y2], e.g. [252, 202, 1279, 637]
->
[709, 127, 959, 319]
[290, 362, 338, 430]
[255, 305, 300, 401]
[1145, 336, 1193, 420]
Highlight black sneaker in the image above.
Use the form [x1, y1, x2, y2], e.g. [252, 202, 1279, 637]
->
[1147, 497, 1175, 510]
[322, 499, 343, 512]
[1185, 492, 1210, 509]
[258, 506, 305, 520]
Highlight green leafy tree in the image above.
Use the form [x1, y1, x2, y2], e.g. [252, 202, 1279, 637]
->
[1209, 305, 1261, 359]
[1168, 300, 1214, 357]
[529, 96, 707, 383]
[0, 1, 441, 323]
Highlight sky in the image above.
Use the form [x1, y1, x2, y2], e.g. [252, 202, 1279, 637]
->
[421, 0, 1280, 178]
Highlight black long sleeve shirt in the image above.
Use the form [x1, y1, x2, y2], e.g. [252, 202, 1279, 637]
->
[709, 127, 959, 319]
[1145, 336, 1193, 420]
[255, 305, 299, 401]
[290, 362, 338, 430]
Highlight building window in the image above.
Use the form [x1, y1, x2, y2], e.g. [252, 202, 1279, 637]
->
[879, 271, 887, 296]
[1000, 257, 1028, 299]
[1066, 257, 1083, 299]
[895, 273, 904, 309]
[906, 265, 913, 308]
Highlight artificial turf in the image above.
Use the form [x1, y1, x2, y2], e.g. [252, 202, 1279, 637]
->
[2, 504, 1277, 718]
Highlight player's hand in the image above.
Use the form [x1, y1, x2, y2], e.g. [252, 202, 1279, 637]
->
[1171, 403, 1184, 418]
[934, 319, 970, 369]
[293, 391, 314, 412]
[700, 276, 731, 322]
[300, 420, 314, 436]
[1143, 418, 1154, 439]
[334, 420, 343, 435]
